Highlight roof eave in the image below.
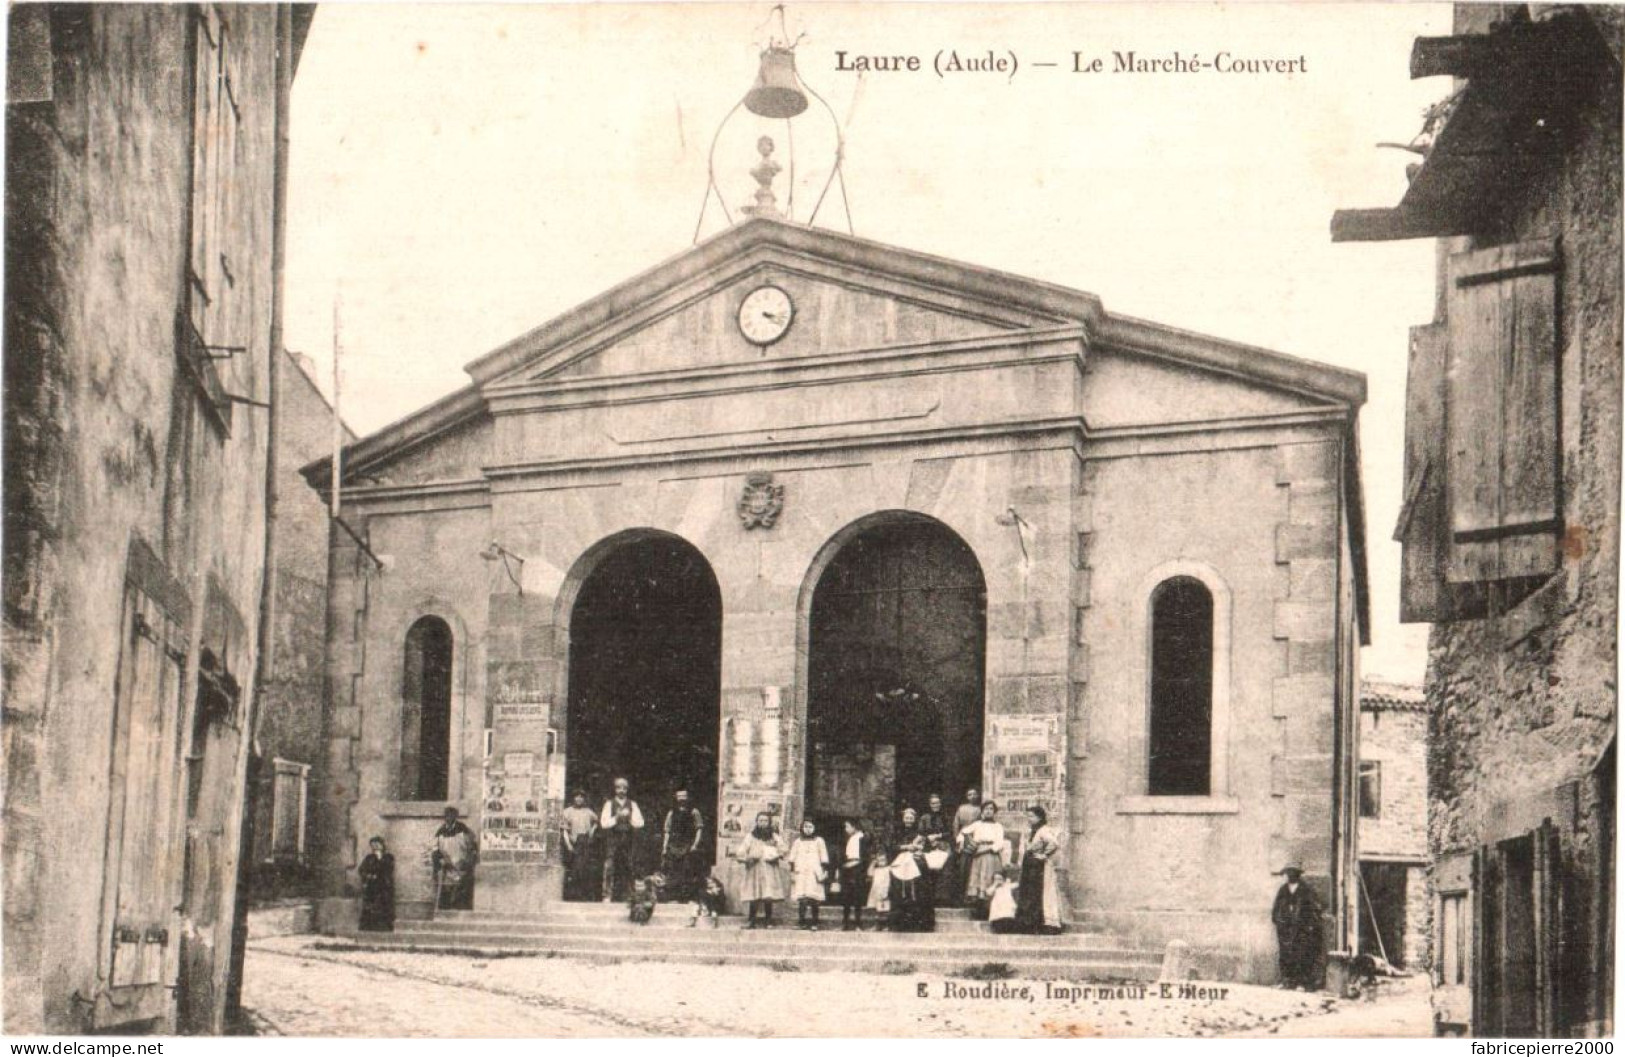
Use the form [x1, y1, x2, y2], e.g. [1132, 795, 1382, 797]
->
[1331, 11, 1618, 244]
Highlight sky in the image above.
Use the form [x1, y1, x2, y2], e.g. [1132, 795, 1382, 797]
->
[284, 1, 1455, 683]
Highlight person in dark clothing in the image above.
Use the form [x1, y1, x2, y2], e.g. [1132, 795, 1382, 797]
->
[1271, 863, 1324, 990]
[600, 777, 645, 902]
[560, 789, 599, 902]
[428, 806, 478, 910]
[660, 789, 705, 902]
[358, 836, 395, 931]
[838, 818, 870, 931]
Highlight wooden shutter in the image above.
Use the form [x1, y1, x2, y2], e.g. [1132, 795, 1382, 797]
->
[1445, 239, 1562, 583]
[1395, 323, 1487, 621]
[1532, 820, 1564, 1036]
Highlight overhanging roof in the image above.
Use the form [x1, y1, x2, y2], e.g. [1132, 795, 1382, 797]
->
[1332, 10, 1619, 243]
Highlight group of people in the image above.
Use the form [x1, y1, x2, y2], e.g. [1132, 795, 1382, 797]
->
[731, 788, 1064, 936]
[353, 790, 1321, 990]
[560, 779, 715, 903]
[357, 805, 479, 931]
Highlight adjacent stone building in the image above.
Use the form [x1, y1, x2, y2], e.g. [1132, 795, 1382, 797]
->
[2, 5, 312, 1034]
[1357, 680, 1428, 971]
[1334, 3, 1620, 1037]
[305, 213, 1372, 983]
[249, 351, 355, 904]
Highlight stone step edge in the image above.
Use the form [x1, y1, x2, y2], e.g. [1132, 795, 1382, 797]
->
[318, 939, 1163, 977]
[334, 934, 1164, 964]
[385, 925, 1132, 946]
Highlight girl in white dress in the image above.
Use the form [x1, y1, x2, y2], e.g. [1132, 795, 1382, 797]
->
[787, 818, 830, 930]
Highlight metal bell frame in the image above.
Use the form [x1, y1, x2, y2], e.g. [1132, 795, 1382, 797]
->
[692, 13, 853, 242]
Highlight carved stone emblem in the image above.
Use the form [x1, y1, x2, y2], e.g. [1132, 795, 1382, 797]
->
[737, 471, 785, 530]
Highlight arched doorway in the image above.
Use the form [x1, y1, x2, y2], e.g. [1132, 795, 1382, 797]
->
[803, 514, 987, 843]
[562, 533, 721, 898]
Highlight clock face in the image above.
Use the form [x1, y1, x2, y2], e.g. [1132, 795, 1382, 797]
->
[737, 285, 794, 346]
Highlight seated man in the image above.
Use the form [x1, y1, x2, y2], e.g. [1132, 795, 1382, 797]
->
[428, 805, 478, 910]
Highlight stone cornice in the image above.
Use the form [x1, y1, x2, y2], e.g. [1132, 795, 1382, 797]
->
[484, 326, 1089, 415]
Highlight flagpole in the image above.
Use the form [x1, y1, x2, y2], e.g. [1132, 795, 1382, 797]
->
[330, 289, 343, 519]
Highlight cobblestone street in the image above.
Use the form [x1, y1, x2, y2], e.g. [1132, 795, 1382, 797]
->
[243, 937, 1434, 1038]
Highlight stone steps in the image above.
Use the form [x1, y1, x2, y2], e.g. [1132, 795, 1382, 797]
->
[333, 932, 1162, 981]
[336, 908, 1166, 981]
[399, 917, 1123, 945]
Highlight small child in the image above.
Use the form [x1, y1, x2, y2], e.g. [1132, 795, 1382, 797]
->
[786, 819, 829, 931]
[987, 866, 1021, 934]
[866, 846, 893, 929]
[629, 874, 660, 924]
[690, 873, 727, 928]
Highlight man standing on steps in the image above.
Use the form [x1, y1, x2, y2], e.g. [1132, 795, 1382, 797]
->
[428, 805, 479, 911]
[560, 789, 598, 901]
[661, 788, 705, 902]
[600, 777, 645, 902]
[952, 787, 983, 905]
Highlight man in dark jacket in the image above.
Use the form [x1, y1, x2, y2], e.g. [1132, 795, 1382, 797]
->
[838, 818, 871, 931]
[660, 788, 706, 902]
[1271, 862, 1324, 990]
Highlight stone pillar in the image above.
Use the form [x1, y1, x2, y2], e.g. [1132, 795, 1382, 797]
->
[983, 449, 1075, 848]
[714, 601, 799, 907]
[476, 590, 563, 912]
[317, 522, 370, 903]
[1269, 442, 1341, 906]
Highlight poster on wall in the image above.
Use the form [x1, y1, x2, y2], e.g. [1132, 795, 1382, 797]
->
[986, 716, 1061, 819]
[480, 762, 551, 860]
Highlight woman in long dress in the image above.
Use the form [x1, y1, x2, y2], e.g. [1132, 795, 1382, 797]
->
[357, 836, 395, 932]
[889, 808, 935, 932]
[1014, 805, 1065, 934]
[736, 812, 787, 928]
[961, 800, 1007, 919]
[786, 818, 829, 930]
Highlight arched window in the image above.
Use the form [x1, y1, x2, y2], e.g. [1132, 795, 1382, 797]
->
[1148, 577, 1214, 796]
[401, 616, 453, 801]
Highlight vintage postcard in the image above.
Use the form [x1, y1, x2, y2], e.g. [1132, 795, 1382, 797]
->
[2, 0, 1618, 1041]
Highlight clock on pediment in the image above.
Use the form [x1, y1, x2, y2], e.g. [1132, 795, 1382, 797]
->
[737, 284, 794, 347]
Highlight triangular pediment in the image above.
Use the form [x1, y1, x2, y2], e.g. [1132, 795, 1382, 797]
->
[534, 264, 1030, 383]
[470, 219, 1095, 392]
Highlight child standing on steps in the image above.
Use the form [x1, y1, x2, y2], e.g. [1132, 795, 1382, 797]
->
[787, 818, 829, 930]
[736, 811, 787, 929]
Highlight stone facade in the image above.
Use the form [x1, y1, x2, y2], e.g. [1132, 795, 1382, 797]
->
[250, 352, 354, 901]
[1334, 4, 1620, 1037]
[2, 6, 307, 1034]
[305, 218, 1369, 982]
[1358, 681, 1428, 970]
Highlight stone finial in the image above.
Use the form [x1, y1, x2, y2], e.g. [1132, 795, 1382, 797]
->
[740, 135, 783, 220]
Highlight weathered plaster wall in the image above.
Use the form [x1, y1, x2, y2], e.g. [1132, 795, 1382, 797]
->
[2, 5, 282, 1034]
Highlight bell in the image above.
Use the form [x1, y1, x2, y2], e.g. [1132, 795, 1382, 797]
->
[744, 46, 808, 119]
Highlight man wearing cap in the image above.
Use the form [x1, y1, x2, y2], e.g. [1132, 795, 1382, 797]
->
[560, 789, 598, 901]
[661, 788, 706, 902]
[1271, 862, 1323, 990]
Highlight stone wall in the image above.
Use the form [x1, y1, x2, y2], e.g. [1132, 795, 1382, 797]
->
[1, 6, 287, 1034]
[1359, 702, 1427, 860]
[1070, 433, 1354, 982]
[1424, 4, 1620, 1036]
[252, 354, 354, 901]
